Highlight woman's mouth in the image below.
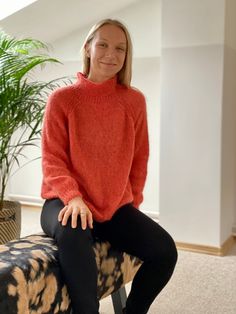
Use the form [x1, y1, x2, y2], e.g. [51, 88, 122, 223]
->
[100, 62, 116, 66]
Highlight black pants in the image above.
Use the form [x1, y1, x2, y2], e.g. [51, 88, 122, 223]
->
[41, 199, 177, 314]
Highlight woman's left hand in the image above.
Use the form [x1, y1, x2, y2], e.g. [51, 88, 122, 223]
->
[58, 196, 93, 230]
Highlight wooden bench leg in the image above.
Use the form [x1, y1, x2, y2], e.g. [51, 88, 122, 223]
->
[111, 286, 127, 314]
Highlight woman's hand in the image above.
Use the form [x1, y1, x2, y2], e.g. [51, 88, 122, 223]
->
[58, 196, 93, 230]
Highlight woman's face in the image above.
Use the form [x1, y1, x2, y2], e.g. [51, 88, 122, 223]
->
[86, 24, 127, 83]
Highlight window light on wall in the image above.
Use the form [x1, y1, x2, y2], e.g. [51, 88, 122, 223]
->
[0, 0, 37, 21]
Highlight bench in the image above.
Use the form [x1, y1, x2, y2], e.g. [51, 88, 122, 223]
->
[0, 233, 142, 314]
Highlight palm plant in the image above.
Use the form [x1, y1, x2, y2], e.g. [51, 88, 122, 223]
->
[0, 29, 64, 211]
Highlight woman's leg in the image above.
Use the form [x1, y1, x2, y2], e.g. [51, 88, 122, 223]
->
[40, 198, 99, 314]
[93, 203, 178, 314]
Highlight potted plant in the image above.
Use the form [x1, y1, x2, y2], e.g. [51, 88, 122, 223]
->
[0, 29, 64, 244]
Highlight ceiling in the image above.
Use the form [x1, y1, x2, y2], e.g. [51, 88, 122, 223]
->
[0, 0, 142, 43]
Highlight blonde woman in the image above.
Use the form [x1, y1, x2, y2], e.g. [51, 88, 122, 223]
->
[40, 19, 177, 314]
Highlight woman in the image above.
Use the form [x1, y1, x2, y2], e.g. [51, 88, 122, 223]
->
[40, 18, 177, 314]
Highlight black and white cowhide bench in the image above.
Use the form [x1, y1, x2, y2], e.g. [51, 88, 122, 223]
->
[0, 233, 142, 314]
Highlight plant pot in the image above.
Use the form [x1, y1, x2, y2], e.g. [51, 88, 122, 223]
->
[0, 200, 21, 244]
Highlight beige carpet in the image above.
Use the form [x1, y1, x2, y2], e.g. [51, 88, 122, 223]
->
[21, 207, 236, 314]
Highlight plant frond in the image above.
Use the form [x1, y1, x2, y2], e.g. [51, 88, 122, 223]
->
[0, 29, 72, 208]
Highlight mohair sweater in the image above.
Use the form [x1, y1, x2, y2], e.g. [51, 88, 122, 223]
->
[41, 72, 149, 222]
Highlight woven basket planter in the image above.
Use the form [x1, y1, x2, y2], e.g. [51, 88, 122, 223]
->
[0, 200, 21, 244]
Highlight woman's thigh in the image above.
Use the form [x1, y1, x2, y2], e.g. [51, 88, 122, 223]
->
[40, 198, 95, 247]
[93, 203, 177, 263]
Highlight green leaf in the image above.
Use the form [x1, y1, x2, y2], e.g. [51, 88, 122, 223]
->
[0, 29, 71, 210]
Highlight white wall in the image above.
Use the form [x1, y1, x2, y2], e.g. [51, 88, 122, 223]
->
[224, 0, 236, 50]
[161, 0, 225, 48]
[221, 0, 236, 240]
[9, 0, 161, 215]
[132, 57, 160, 214]
[159, 0, 227, 247]
[51, 0, 161, 60]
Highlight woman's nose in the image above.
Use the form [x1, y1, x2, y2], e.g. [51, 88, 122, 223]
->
[104, 48, 115, 58]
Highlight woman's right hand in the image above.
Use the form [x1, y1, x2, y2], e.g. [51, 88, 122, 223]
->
[58, 196, 93, 230]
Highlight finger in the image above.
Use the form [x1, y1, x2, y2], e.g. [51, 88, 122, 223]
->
[61, 207, 72, 226]
[58, 206, 67, 222]
[80, 211, 87, 230]
[87, 211, 93, 229]
[71, 210, 79, 228]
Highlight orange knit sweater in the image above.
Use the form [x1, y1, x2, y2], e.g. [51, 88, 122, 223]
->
[41, 72, 149, 222]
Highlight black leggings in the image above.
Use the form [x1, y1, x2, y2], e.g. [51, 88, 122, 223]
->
[40, 199, 177, 314]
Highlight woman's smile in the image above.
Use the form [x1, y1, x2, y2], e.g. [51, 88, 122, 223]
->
[100, 61, 117, 66]
[86, 24, 127, 82]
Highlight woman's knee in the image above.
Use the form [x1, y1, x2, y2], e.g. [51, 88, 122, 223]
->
[150, 228, 178, 270]
[163, 233, 178, 269]
[55, 221, 94, 250]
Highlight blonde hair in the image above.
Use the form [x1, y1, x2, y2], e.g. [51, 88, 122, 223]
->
[81, 19, 132, 87]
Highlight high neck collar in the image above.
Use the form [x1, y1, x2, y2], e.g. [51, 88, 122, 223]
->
[76, 72, 117, 96]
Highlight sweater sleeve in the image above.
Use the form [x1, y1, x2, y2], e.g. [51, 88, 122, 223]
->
[130, 93, 149, 209]
[41, 89, 82, 205]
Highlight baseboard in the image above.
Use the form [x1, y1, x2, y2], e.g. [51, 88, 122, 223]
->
[22, 203, 42, 210]
[142, 210, 159, 222]
[176, 235, 236, 256]
[9, 194, 43, 208]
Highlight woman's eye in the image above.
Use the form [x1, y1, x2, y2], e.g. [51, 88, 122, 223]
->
[117, 47, 125, 52]
[98, 43, 106, 48]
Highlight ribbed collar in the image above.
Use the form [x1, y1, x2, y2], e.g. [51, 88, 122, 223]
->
[76, 72, 117, 96]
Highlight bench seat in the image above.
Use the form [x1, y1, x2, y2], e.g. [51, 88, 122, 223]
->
[0, 233, 142, 314]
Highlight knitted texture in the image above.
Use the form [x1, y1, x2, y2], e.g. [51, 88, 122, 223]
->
[41, 72, 149, 222]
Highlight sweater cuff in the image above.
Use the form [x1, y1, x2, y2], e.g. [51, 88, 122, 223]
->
[60, 190, 83, 205]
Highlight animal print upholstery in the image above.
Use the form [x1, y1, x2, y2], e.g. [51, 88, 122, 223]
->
[0, 233, 142, 314]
